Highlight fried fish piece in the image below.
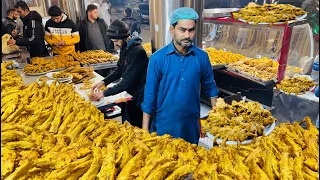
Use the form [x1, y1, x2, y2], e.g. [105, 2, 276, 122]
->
[304, 158, 319, 171]
[4, 159, 33, 180]
[145, 161, 177, 180]
[97, 144, 116, 180]
[165, 164, 196, 180]
[1, 147, 17, 179]
[117, 149, 147, 180]
[79, 146, 102, 180]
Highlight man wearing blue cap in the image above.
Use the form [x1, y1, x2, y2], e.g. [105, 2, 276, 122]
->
[141, 7, 219, 144]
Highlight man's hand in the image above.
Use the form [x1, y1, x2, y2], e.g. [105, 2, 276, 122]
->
[7, 39, 16, 45]
[211, 96, 218, 108]
[89, 92, 104, 101]
[142, 112, 151, 131]
[91, 81, 105, 93]
[59, 40, 66, 46]
[53, 42, 62, 48]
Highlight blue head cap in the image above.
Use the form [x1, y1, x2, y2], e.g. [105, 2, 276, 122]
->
[170, 7, 199, 25]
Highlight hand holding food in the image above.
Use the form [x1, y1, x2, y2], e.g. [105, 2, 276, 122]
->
[91, 81, 105, 93]
[90, 91, 104, 101]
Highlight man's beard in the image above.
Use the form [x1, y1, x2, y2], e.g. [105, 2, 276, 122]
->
[175, 38, 193, 48]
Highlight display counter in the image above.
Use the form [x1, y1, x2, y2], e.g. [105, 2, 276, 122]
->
[1, 47, 30, 67]
[19, 70, 131, 105]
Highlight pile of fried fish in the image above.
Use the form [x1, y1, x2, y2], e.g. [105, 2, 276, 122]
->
[277, 76, 315, 95]
[1, 63, 318, 180]
[233, 2, 306, 25]
[203, 98, 276, 144]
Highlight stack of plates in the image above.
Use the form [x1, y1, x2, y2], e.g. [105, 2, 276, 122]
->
[46, 72, 73, 84]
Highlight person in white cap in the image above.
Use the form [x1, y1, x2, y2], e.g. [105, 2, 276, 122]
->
[141, 7, 219, 144]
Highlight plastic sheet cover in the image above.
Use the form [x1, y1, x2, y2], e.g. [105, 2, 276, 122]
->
[271, 91, 319, 125]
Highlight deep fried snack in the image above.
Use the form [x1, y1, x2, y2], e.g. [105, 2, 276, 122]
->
[203, 98, 276, 144]
[52, 72, 71, 79]
[277, 76, 314, 94]
[233, 3, 306, 25]
[205, 48, 246, 65]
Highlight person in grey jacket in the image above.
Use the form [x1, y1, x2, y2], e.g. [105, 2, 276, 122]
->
[2, 8, 20, 39]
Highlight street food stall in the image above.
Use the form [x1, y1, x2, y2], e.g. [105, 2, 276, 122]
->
[1, 0, 319, 179]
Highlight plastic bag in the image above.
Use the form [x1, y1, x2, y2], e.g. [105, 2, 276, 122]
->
[2, 34, 19, 54]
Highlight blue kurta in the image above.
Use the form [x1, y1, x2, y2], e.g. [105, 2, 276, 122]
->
[141, 42, 219, 144]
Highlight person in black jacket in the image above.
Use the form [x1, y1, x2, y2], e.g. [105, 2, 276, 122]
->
[121, 8, 141, 36]
[7, 1, 48, 57]
[1, 21, 7, 36]
[2, 8, 20, 39]
[77, 4, 114, 52]
[90, 20, 148, 128]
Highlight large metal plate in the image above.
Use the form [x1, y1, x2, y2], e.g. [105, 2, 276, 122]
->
[203, 8, 239, 18]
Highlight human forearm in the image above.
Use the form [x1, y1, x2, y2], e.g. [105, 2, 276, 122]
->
[44, 34, 55, 45]
[65, 32, 80, 45]
[142, 112, 150, 130]
[103, 67, 121, 85]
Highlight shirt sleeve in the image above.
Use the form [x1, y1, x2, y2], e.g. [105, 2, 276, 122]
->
[44, 22, 56, 46]
[16, 20, 44, 46]
[141, 54, 162, 115]
[103, 48, 148, 97]
[64, 20, 80, 46]
[103, 60, 122, 85]
[201, 53, 219, 98]
[135, 21, 141, 34]
[315, 86, 319, 97]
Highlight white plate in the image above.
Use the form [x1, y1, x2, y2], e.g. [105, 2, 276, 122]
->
[206, 121, 276, 145]
[46, 72, 73, 81]
[238, 18, 287, 25]
[296, 13, 307, 20]
[24, 71, 48, 76]
[37, 79, 59, 86]
[50, 68, 67, 72]
[62, 79, 73, 84]
[277, 75, 315, 95]
[278, 86, 315, 95]
[238, 13, 307, 25]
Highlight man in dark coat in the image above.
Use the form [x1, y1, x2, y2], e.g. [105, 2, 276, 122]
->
[7, 1, 48, 57]
[77, 4, 114, 52]
[121, 8, 141, 36]
[1, 21, 7, 36]
[90, 20, 148, 128]
[2, 8, 20, 39]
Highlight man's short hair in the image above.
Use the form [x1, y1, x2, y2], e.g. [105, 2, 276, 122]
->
[7, 8, 16, 16]
[125, 8, 132, 17]
[48, 5, 62, 16]
[86, 4, 98, 14]
[14, 1, 30, 11]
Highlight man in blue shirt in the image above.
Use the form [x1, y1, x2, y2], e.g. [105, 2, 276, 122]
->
[141, 7, 219, 144]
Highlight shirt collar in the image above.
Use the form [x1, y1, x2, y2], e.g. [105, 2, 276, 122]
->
[5, 17, 15, 22]
[166, 41, 195, 56]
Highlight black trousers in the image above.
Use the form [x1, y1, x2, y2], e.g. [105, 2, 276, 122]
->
[125, 100, 143, 128]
